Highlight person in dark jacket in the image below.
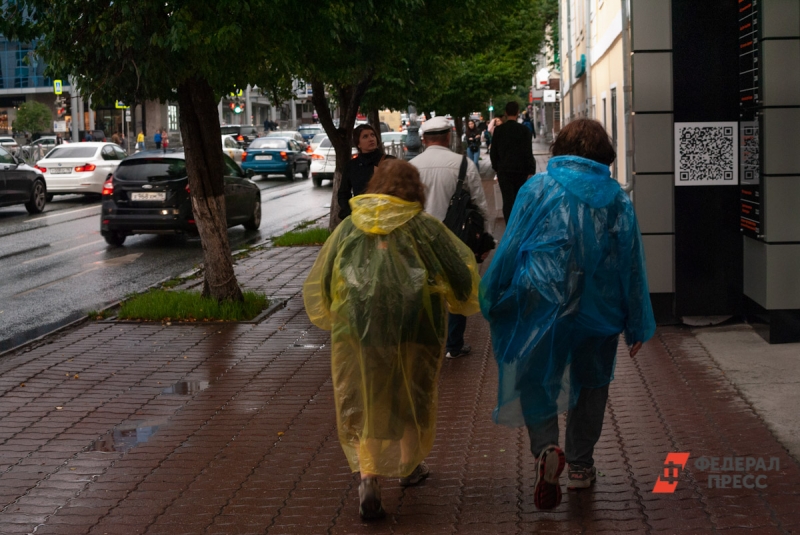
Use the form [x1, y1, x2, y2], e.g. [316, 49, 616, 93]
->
[465, 119, 481, 168]
[338, 124, 394, 220]
[490, 101, 536, 222]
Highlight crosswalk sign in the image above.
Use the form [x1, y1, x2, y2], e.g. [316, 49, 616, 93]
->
[115, 101, 130, 109]
[53, 80, 63, 95]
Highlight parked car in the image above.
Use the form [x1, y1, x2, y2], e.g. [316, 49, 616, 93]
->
[220, 125, 260, 149]
[0, 136, 20, 155]
[265, 130, 307, 150]
[297, 124, 324, 143]
[35, 142, 127, 198]
[100, 151, 261, 246]
[381, 132, 406, 147]
[222, 134, 244, 162]
[309, 137, 356, 187]
[0, 146, 47, 214]
[242, 137, 310, 180]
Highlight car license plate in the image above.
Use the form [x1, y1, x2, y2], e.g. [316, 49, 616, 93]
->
[131, 192, 166, 201]
[255, 155, 273, 161]
[50, 167, 71, 174]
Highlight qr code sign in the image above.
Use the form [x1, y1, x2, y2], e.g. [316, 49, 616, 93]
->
[674, 122, 739, 186]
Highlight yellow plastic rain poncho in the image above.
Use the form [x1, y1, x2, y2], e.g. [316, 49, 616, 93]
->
[303, 194, 480, 477]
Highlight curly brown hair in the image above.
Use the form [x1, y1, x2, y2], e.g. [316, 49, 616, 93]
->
[364, 159, 426, 206]
[551, 118, 616, 165]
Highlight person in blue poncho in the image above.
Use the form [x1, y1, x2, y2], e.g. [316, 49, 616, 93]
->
[479, 118, 655, 510]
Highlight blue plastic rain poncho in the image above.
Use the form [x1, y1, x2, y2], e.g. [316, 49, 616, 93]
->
[304, 194, 480, 477]
[479, 156, 656, 427]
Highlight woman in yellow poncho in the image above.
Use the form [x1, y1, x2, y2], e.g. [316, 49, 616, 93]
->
[303, 159, 480, 520]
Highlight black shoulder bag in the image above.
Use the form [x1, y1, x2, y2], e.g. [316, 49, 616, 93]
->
[443, 156, 496, 263]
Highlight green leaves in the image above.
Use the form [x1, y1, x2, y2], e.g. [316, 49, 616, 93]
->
[13, 101, 52, 134]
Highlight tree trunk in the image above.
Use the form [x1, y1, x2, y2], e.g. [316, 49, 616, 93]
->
[368, 107, 380, 130]
[454, 116, 465, 154]
[310, 74, 373, 230]
[176, 78, 243, 302]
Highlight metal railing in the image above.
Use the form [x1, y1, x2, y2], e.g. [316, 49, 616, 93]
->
[384, 141, 407, 159]
[18, 145, 49, 166]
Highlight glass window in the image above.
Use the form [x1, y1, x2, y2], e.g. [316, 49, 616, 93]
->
[114, 146, 127, 160]
[219, 126, 240, 135]
[248, 138, 288, 150]
[319, 137, 332, 148]
[0, 146, 14, 164]
[115, 158, 187, 181]
[46, 146, 99, 159]
[167, 105, 178, 132]
[101, 146, 116, 161]
[223, 154, 242, 177]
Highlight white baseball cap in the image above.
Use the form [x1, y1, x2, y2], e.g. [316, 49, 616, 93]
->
[419, 116, 451, 135]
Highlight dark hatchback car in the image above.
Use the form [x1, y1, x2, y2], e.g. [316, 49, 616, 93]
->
[100, 150, 261, 246]
[0, 145, 47, 214]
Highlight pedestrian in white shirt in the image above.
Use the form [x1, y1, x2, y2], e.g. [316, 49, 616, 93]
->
[410, 116, 489, 359]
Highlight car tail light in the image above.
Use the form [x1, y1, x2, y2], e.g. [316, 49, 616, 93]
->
[351, 154, 358, 159]
[237, 135, 244, 142]
[185, 184, 191, 194]
[35, 165, 46, 173]
[311, 154, 325, 160]
[280, 151, 287, 161]
[242, 151, 247, 162]
[188, 219, 196, 225]
[306, 146, 313, 153]
[75, 163, 97, 172]
[101, 177, 114, 196]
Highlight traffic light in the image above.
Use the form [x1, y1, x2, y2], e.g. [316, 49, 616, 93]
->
[488, 105, 494, 111]
[229, 100, 242, 114]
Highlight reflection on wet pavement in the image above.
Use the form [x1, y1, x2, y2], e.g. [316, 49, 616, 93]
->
[89, 422, 162, 452]
[162, 380, 210, 395]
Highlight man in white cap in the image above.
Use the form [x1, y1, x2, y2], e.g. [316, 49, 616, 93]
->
[410, 115, 489, 359]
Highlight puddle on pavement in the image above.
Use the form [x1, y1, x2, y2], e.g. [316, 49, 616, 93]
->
[161, 380, 210, 395]
[89, 423, 162, 453]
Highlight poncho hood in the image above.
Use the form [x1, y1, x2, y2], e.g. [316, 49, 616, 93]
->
[350, 194, 422, 235]
[548, 156, 620, 208]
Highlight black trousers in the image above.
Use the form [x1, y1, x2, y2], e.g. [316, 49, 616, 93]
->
[497, 172, 530, 223]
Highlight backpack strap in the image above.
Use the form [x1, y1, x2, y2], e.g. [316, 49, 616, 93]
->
[457, 155, 468, 190]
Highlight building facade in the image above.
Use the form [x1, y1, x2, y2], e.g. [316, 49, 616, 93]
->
[559, 0, 800, 342]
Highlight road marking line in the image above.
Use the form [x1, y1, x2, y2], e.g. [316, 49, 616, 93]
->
[31, 205, 100, 221]
[22, 239, 104, 264]
[12, 267, 100, 298]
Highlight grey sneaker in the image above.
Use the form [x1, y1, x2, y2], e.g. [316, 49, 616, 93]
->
[358, 477, 385, 520]
[533, 444, 565, 510]
[399, 461, 430, 487]
[567, 464, 597, 489]
[446, 344, 472, 359]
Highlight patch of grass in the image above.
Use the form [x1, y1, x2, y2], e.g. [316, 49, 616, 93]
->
[273, 227, 331, 247]
[160, 270, 202, 289]
[118, 290, 268, 322]
[87, 309, 113, 320]
[293, 220, 316, 231]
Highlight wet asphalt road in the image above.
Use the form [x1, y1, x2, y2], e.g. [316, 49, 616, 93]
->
[0, 175, 332, 352]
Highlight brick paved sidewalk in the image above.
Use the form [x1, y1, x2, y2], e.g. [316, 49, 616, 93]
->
[2, 245, 800, 534]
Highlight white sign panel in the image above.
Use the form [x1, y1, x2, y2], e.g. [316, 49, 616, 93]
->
[674, 122, 739, 186]
[53, 121, 67, 132]
[543, 90, 557, 103]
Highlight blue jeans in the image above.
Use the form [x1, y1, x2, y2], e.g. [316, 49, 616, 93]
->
[466, 147, 480, 167]
[446, 313, 467, 353]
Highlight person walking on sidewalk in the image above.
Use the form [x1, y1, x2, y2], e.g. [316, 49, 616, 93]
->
[479, 118, 656, 510]
[154, 129, 162, 150]
[304, 159, 480, 520]
[410, 116, 489, 360]
[465, 119, 481, 168]
[489, 101, 536, 222]
[337, 124, 394, 220]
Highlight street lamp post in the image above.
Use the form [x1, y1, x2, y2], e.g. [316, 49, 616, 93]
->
[404, 102, 421, 161]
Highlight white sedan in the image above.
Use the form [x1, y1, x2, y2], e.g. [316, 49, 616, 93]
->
[35, 142, 127, 197]
[309, 137, 356, 187]
[222, 134, 244, 162]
